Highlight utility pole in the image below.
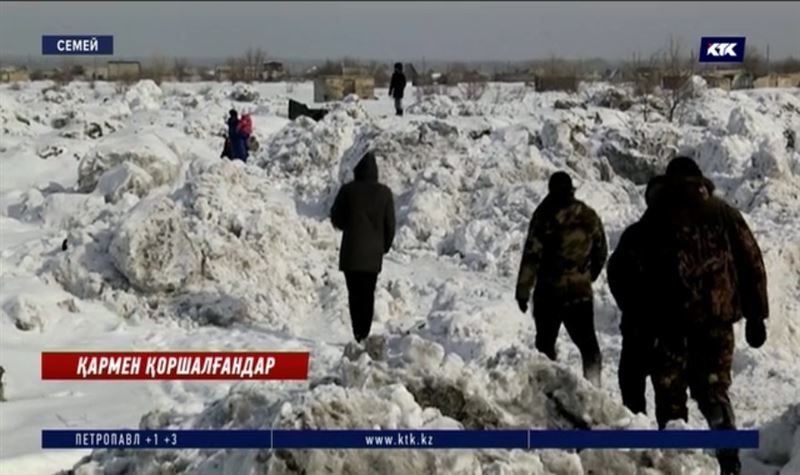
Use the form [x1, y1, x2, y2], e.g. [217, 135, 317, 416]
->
[766, 44, 771, 73]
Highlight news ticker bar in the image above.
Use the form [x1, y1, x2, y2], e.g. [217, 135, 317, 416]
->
[42, 430, 759, 450]
[41, 351, 310, 380]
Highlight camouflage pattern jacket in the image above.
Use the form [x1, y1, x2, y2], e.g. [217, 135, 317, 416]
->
[638, 176, 769, 327]
[516, 194, 608, 306]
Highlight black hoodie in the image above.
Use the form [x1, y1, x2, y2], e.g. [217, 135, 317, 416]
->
[330, 153, 396, 273]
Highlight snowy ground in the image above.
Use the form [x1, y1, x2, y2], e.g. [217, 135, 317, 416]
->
[0, 79, 798, 475]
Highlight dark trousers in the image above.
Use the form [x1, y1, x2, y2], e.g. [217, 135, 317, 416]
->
[651, 322, 739, 474]
[533, 299, 602, 384]
[344, 272, 378, 342]
[619, 325, 654, 414]
[394, 97, 403, 116]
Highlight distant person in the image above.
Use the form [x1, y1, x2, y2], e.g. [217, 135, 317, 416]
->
[330, 152, 396, 343]
[515, 172, 608, 386]
[607, 175, 666, 414]
[222, 109, 249, 162]
[637, 157, 768, 475]
[388, 62, 407, 116]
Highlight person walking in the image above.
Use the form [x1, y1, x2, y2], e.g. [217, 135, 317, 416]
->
[330, 152, 396, 342]
[388, 62, 407, 116]
[607, 175, 666, 414]
[515, 171, 608, 386]
[639, 157, 769, 475]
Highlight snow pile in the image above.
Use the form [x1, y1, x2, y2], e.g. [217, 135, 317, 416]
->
[124, 80, 163, 111]
[70, 339, 718, 475]
[109, 195, 201, 293]
[53, 159, 338, 329]
[2, 81, 799, 475]
[77, 131, 182, 195]
[743, 404, 800, 474]
[254, 107, 364, 205]
[230, 83, 260, 102]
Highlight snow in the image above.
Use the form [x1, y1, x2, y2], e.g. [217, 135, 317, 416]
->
[1, 79, 799, 475]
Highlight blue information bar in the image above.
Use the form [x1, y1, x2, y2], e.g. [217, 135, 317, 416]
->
[42, 35, 114, 55]
[42, 429, 759, 450]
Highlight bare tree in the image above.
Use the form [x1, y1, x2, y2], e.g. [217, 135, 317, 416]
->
[144, 55, 169, 85]
[743, 46, 767, 77]
[657, 36, 696, 123]
[774, 57, 800, 74]
[459, 81, 488, 101]
[174, 58, 189, 82]
[226, 56, 245, 82]
[243, 48, 267, 82]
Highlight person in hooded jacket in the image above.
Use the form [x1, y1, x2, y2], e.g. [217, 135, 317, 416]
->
[330, 152, 396, 342]
[637, 157, 768, 475]
[515, 171, 608, 386]
[388, 63, 407, 116]
[225, 109, 249, 162]
[608, 175, 666, 414]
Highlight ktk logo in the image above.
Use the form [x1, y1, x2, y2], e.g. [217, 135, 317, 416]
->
[699, 37, 746, 63]
[706, 43, 738, 57]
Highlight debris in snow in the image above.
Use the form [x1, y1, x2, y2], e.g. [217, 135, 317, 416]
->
[230, 84, 260, 102]
[3, 295, 45, 331]
[94, 161, 155, 203]
[77, 131, 181, 193]
[37, 145, 64, 159]
[109, 196, 201, 293]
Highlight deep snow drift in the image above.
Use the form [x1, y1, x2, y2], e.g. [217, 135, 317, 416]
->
[0, 79, 798, 475]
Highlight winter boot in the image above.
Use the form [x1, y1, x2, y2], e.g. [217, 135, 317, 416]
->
[717, 449, 741, 475]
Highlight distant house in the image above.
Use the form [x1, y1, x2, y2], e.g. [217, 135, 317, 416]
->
[215, 65, 232, 81]
[702, 69, 752, 90]
[0, 66, 30, 82]
[107, 61, 141, 81]
[535, 75, 579, 92]
[754, 72, 800, 88]
[442, 69, 488, 86]
[261, 61, 285, 81]
[84, 65, 109, 80]
[660, 74, 692, 91]
[314, 75, 375, 102]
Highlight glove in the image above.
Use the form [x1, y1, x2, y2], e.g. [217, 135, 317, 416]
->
[745, 318, 767, 348]
[516, 296, 529, 314]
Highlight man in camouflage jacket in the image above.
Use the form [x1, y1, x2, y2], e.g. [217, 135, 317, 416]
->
[516, 172, 608, 386]
[638, 157, 769, 475]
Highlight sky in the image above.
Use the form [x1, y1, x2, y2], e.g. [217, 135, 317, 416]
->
[0, 2, 798, 62]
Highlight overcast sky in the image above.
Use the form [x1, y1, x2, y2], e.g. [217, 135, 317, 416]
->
[1, 2, 798, 61]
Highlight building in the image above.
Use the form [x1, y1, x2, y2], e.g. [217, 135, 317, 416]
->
[535, 75, 579, 92]
[660, 74, 693, 91]
[0, 66, 30, 82]
[702, 69, 753, 91]
[261, 61, 285, 81]
[215, 65, 232, 81]
[314, 75, 375, 102]
[107, 61, 141, 81]
[754, 72, 800, 88]
[83, 65, 109, 80]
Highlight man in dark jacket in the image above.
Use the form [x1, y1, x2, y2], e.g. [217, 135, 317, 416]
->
[607, 175, 666, 414]
[640, 157, 769, 475]
[330, 152, 396, 342]
[516, 172, 608, 386]
[388, 63, 407, 117]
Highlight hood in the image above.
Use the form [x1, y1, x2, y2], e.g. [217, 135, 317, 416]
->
[354, 153, 378, 182]
[658, 175, 714, 206]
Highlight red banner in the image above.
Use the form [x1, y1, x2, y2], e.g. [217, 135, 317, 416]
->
[41, 351, 310, 380]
